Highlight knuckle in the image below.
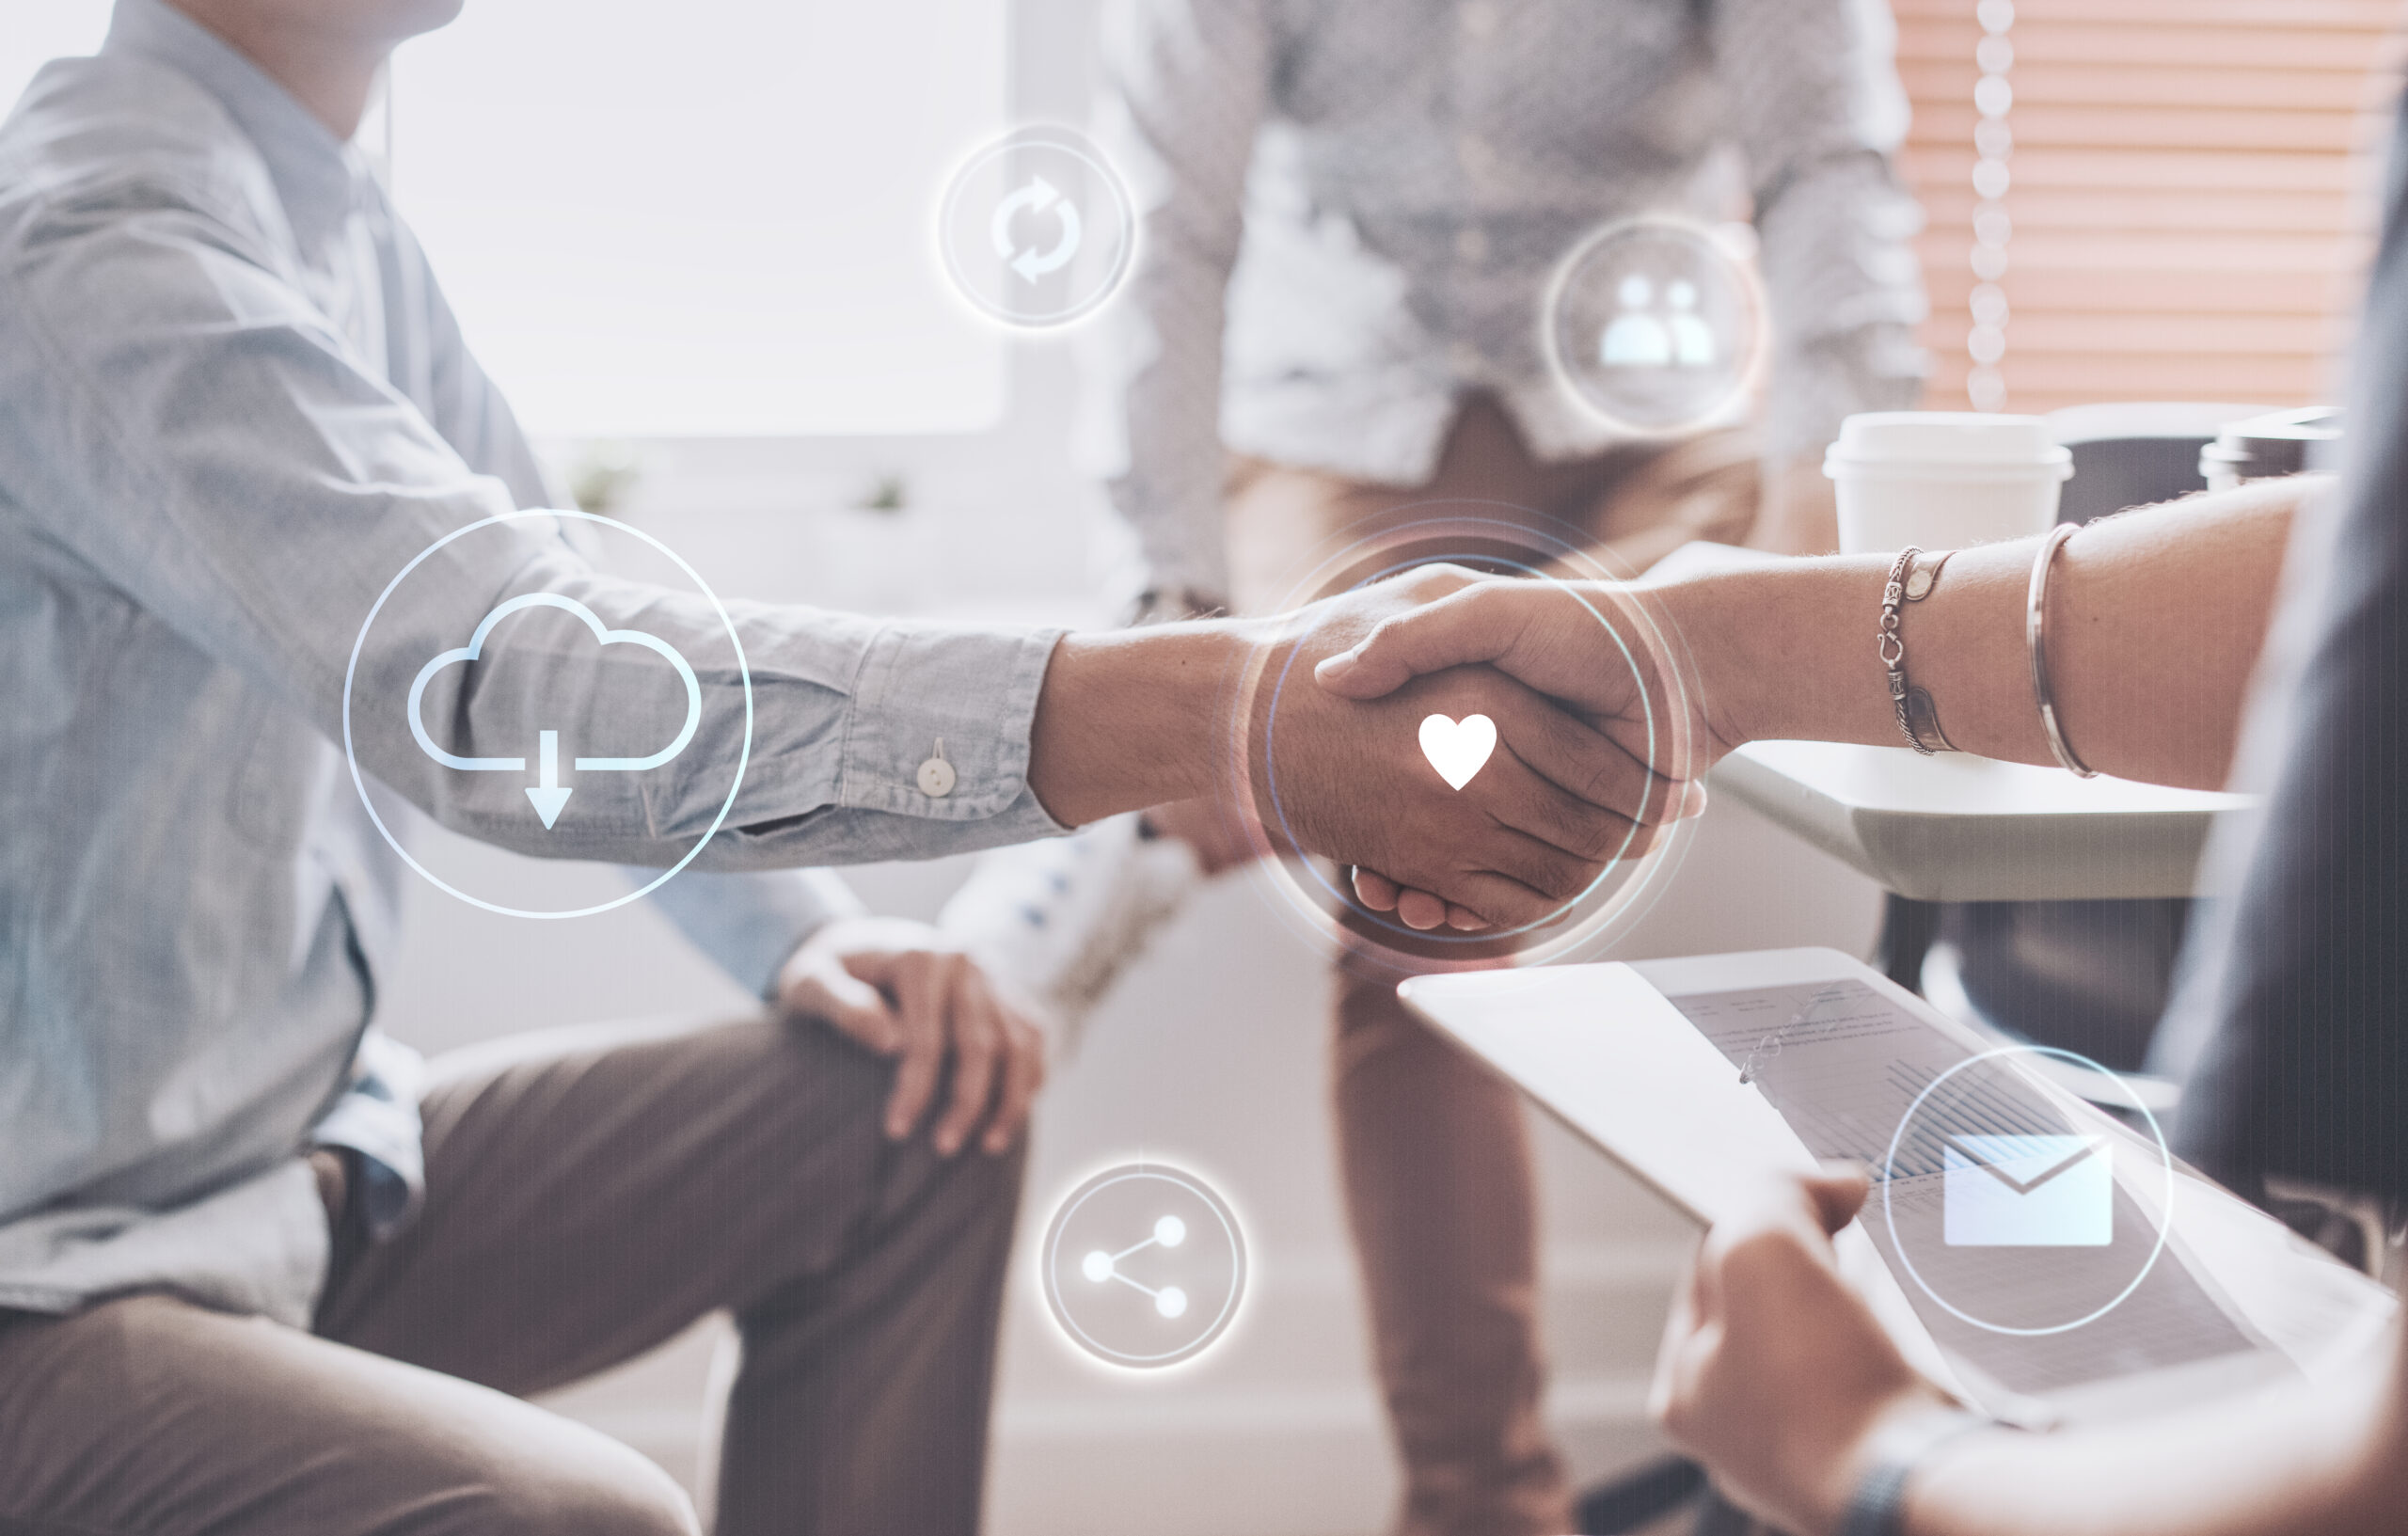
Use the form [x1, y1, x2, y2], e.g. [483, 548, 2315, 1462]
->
[1722, 1227, 1811, 1281]
[1573, 808, 1630, 863]
[1579, 752, 1630, 815]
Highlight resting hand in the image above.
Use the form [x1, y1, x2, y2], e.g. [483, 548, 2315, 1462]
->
[775, 916, 1044, 1157]
[1251, 568, 1689, 930]
[1651, 1166, 1951, 1536]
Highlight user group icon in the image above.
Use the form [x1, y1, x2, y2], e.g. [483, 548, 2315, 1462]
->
[1041, 1163, 1246, 1369]
[1543, 215, 1765, 435]
[937, 126, 1135, 328]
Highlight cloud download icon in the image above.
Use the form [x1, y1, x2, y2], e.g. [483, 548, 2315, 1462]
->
[406, 592, 702, 830]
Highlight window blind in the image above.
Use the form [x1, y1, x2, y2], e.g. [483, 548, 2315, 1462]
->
[1892, 0, 2405, 415]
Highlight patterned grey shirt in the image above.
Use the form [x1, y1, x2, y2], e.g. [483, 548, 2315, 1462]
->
[1083, 0, 1930, 596]
[0, 0, 1064, 1327]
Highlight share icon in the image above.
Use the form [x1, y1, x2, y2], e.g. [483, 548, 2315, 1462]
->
[1081, 1215, 1191, 1318]
[1040, 1163, 1246, 1368]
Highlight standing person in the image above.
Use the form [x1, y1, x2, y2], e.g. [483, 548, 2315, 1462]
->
[944, 2, 1928, 1530]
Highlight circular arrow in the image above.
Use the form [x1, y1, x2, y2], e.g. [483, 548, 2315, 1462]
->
[989, 174, 1082, 284]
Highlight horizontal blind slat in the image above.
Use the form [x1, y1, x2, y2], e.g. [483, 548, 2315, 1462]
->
[1900, 1, 2395, 414]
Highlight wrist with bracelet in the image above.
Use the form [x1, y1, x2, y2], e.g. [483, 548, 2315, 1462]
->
[1836, 1405, 2000, 1536]
[2025, 521, 2099, 777]
[1877, 546, 1956, 755]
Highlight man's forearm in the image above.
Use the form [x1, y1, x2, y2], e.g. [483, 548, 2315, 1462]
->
[1678, 476, 2312, 789]
[1025, 620, 1259, 826]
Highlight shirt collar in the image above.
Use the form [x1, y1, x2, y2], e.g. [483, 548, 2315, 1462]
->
[103, 0, 367, 231]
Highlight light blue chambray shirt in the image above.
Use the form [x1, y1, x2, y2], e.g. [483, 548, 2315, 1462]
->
[0, 0, 1066, 1328]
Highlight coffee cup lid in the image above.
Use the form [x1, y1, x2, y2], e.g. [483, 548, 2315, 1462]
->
[1824, 412, 2073, 483]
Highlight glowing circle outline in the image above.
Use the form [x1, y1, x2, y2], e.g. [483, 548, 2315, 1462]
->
[937, 127, 1136, 329]
[1879, 1043, 2176, 1338]
[1539, 214, 1767, 438]
[1040, 1164, 1247, 1369]
[1244, 514, 1699, 960]
[340, 508, 754, 921]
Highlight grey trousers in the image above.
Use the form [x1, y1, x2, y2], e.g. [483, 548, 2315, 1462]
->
[0, 1012, 1027, 1536]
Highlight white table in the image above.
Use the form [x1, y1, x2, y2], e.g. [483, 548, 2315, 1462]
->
[1709, 740, 2254, 903]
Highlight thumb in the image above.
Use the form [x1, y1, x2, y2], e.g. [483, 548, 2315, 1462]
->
[790, 959, 902, 1053]
[1315, 590, 1510, 699]
[1801, 1162, 1872, 1235]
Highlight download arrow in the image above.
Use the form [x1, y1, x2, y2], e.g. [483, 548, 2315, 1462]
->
[525, 729, 573, 829]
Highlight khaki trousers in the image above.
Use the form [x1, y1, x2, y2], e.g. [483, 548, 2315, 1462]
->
[0, 1013, 1025, 1536]
[1228, 398, 1756, 1536]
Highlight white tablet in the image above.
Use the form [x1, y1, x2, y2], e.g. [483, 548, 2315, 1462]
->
[1400, 947, 2397, 1424]
[1396, 960, 1821, 1227]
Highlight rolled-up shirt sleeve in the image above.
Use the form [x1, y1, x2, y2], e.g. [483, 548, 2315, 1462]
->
[1711, 0, 1929, 464]
[0, 175, 1069, 872]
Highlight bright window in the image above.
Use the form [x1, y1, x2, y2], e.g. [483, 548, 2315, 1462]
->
[0, 0, 112, 114]
[0, 1, 1010, 439]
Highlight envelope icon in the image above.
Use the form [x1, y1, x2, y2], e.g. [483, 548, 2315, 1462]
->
[1941, 1134, 2112, 1247]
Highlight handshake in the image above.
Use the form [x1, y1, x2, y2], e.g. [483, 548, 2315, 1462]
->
[1225, 565, 1754, 933]
[1248, 565, 1720, 933]
[1029, 561, 1769, 934]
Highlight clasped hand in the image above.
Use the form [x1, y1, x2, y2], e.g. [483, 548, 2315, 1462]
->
[1257, 568, 1716, 931]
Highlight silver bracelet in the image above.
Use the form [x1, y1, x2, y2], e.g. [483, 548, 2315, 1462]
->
[2024, 522, 2099, 778]
[1878, 548, 1956, 755]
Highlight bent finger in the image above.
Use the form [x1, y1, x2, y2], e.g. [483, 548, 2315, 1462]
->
[1493, 688, 1692, 827]
[787, 961, 902, 1054]
[932, 959, 1002, 1157]
[1395, 887, 1450, 930]
[1352, 866, 1402, 911]
[1314, 584, 1527, 698]
[983, 991, 1047, 1155]
[884, 954, 951, 1140]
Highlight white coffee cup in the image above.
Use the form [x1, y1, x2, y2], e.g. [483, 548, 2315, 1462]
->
[1823, 412, 2073, 556]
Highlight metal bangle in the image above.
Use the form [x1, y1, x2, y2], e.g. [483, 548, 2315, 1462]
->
[2025, 521, 2099, 778]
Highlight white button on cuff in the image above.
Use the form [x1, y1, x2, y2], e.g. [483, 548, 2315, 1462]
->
[916, 738, 958, 799]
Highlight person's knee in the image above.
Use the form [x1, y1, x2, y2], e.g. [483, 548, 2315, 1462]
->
[470, 1439, 699, 1536]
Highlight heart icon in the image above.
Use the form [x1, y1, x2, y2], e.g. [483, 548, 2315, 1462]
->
[1418, 713, 1497, 791]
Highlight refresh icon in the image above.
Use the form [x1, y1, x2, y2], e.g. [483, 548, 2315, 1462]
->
[938, 126, 1133, 327]
[407, 593, 701, 830]
[991, 175, 1082, 284]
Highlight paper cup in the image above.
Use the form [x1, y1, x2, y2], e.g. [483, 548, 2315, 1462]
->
[1824, 412, 2073, 556]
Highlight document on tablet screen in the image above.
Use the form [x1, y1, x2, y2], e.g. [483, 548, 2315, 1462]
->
[1406, 951, 2393, 1421]
[1662, 977, 2263, 1404]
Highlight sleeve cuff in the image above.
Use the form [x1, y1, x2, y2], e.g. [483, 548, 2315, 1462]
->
[637, 866, 871, 998]
[835, 622, 1068, 820]
[308, 1031, 426, 1241]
